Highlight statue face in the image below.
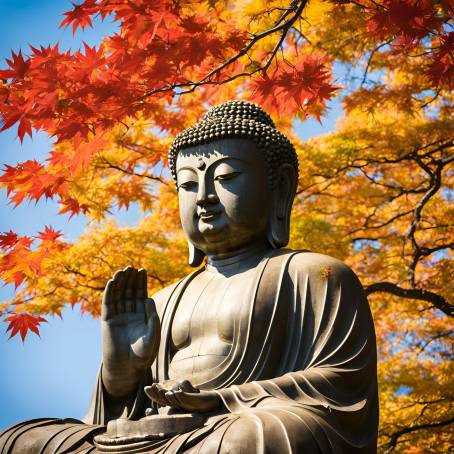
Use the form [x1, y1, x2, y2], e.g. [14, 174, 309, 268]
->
[176, 138, 272, 255]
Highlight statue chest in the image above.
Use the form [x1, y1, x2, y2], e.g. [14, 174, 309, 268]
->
[168, 268, 253, 380]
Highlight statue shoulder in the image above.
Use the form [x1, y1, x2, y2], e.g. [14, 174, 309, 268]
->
[283, 250, 362, 287]
[281, 251, 370, 318]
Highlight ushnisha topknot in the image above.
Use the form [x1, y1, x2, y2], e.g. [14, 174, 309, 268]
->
[168, 100, 298, 189]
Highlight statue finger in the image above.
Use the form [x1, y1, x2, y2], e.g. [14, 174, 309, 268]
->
[177, 380, 199, 394]
[102, 279, 116, 320]
[136, 268, 148, 300]
[152, 384, 169, 406]
[144, 298, 158, 323]
[170, 382, 182, 392]
[177, 391, 218, 413]
[172, 390, 197, 412]
[111, 269, 124, 314]
[164, 391, 182, 410]
[157, 386, 170, 405]
[124, 267, 137, 313]
[136, 271, 149, 316]
[144, 301, 160, 347]
[144, 384, 167, 407]
[116, 267, 130, 313]
[112, 269, 122, 281]
[144, 385, 159, 403]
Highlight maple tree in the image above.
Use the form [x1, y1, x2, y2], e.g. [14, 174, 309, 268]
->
[0, 0, 453, 451]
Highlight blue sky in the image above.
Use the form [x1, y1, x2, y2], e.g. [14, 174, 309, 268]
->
[0, 0, 343, 429]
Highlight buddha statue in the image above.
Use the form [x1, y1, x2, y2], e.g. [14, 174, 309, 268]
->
[0, 101, 378, 453]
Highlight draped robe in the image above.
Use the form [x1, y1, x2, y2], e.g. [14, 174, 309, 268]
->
[0, 249, 379, 453]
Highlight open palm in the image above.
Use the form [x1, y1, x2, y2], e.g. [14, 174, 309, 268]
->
[102, 266, 160, 396]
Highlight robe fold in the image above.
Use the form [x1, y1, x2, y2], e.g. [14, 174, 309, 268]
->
[0, 250, 378, 453]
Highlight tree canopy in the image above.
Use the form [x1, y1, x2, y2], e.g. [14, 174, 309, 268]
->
[0, 0, 453, 451]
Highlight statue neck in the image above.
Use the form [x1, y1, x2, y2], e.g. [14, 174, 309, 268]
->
[206, 242, 273, 275]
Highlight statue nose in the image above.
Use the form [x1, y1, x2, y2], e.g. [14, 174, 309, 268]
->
[196, 174, 219, 206]
[196, 192, 219, 206]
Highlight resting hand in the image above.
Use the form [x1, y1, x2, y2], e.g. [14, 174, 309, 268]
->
[144, 380, 222, 413]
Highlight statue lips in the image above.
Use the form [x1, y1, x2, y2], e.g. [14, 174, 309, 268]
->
[197, 209, 223, 236]
[197, 209, 221, 222]
[199, 211, 220, 221]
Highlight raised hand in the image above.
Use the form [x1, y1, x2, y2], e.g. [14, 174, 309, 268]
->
[144, 380, 222, 413]
[102, 266, 160, 400]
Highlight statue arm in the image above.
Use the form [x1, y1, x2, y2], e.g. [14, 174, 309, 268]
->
[84, 363, 153, 425]
[84, 280, 178, 425]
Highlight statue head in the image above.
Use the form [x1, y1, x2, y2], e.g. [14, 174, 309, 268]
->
[169, 101, 298, 266]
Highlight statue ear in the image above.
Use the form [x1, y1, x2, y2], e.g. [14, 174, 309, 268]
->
[267, 164, 297, 248]
[188, 241, 205, 267]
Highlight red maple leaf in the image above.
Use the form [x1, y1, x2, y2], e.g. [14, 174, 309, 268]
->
[0, 50, 30, 79]
[0, 111, 23, 133]
[37, 226, 63, 243]
[73, 42, 106, 78]
[426, 32, 454, 89]
[59, 198, 89, 218]
[12, 271, 27, 289]
[5, 313, 47, 342]
[249, 54, 337, 118]
[0, 231, 19, 249]
[366, 0, 442, 47]
[0, 232, 35, 288]
[0, 160, 68, 207]
[17, 116, 33, 143]
[60, 0, 98, 35]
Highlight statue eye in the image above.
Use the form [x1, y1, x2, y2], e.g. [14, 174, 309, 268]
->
[178, 180, 197, 190]
[214, 171, 242, 182]
[177, 169, 197, 190]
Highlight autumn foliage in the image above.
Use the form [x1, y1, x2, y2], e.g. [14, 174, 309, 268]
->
[0, 0, 453, 451]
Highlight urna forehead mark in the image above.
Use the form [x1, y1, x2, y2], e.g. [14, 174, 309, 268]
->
[197, 157, 206, 170]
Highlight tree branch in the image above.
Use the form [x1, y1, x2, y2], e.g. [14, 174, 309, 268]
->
[361, 40, 392, 86]
[98, 157, 168, 185]
[365, 282, 453, 316]
[381, 415, 454, 452]
[137, 0, 309, 100]
[407, 162, 443, 285]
